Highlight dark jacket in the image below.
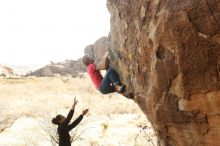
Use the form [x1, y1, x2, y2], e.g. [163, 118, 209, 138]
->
[58, 110, 83, 146]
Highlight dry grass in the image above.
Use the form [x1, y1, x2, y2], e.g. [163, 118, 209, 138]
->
[0, 76, 142, 116]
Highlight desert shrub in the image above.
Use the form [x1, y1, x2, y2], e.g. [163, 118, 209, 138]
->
[0, 73, 6, 77]
[0, 108, 20, 133]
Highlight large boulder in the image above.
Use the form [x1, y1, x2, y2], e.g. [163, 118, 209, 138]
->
[84, 44, 95, 59]
[107, 0, 220, 146]
[84, 36, 108, 62]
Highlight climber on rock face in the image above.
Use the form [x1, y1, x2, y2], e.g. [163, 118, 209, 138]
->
[52, 97, 89, 146]
[81, 53, 126, 94]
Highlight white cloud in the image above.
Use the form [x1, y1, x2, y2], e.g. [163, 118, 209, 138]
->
[0, 0, 109, 66]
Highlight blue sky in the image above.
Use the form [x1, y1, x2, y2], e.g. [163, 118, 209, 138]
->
[0, 0, 109, 66]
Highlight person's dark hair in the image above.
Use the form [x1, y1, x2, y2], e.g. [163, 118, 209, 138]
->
[52, 115, 63, 125]
[81, 55, 93, 66]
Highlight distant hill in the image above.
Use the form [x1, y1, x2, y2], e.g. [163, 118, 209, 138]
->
[0, 65, 14, 77]
[26, 59, 86, 77]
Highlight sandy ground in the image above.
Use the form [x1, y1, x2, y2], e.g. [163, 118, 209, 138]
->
[0, 76, 156, 146]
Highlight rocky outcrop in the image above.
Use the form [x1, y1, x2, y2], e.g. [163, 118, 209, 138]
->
[0, 65, 14, 77]
[107, 0, 220, 146]
[27, 59, 86, 77]
[84, 36, 108, 62]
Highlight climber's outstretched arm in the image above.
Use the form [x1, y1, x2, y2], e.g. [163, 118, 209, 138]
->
[63, 110, 74, 125]
[63, 97, 78, 125]
[67, 115, 83, 131]
[68, 109, 89, 131]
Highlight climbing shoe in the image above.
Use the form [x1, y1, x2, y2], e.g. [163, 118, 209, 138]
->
[115, 84, 126, 93]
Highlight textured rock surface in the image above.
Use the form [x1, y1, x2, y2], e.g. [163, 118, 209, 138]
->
[84, 36, 108, 62]
[107, 0, 220, 146]
[27, 59, 86, 77]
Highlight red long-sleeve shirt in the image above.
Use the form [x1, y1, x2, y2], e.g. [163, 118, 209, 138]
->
[87, 63, 103, 89]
